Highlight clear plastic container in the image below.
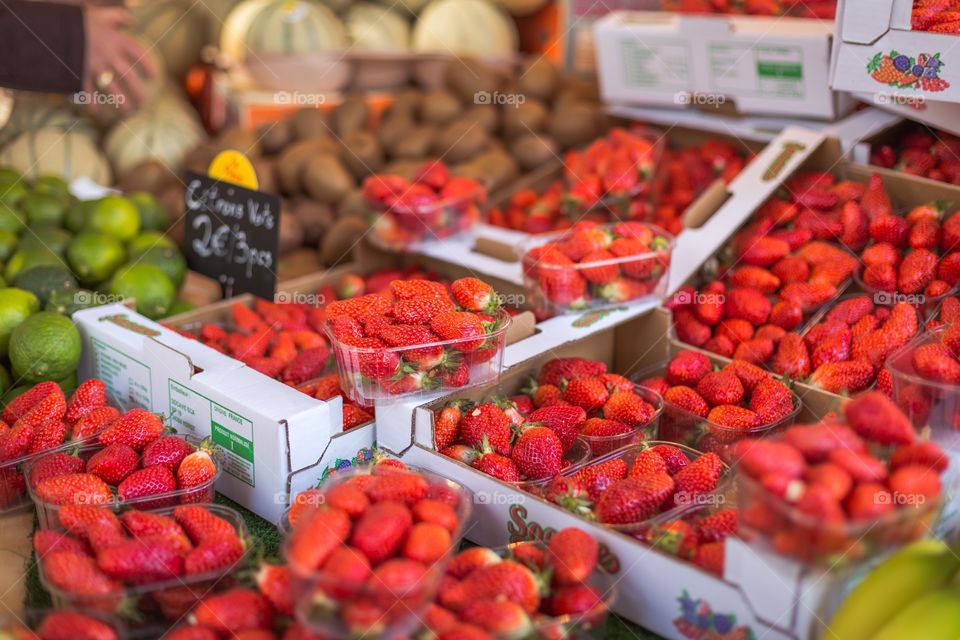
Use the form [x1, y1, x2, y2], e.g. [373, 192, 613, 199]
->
[18, 608, 128, 639]
[520, 223, 674, 316]
[634, 361, 801, 454]
[281, 465, 473, 640]
[512, 437, 594, 496]
[853, 271, 956, 321]
[366, 182, 485, 251]
[25, 438, 222, 530]
[37, 504, 251, 622]
[326, 309, 512, 405]
[579, 384, 663, 457]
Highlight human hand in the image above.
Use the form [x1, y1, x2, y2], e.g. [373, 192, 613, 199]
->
[83, 6, 156, 112]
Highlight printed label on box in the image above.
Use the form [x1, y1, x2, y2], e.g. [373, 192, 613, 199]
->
[505, 503, 622, 573]
[620, 38, 691, 90]
[707, 44, 804, 98]
[90, 338, 153, 410]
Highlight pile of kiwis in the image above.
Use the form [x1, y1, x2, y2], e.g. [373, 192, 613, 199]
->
[115, 57, 604, 282]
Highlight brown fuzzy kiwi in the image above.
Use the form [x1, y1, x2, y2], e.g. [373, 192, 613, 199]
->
[257, 119, 294, 156]
[383, 88, 422, 121]
[472, 148, 519, 190]
[278, 210, 305, 256]
[340, 131, 384, 179]
[337, 189, 369, 220]
[322, 217, 368, 266]
[511, 134, 559, 171]
[215, 126, 261, 156]
[501, 99, 549, 136]
[250, 157, 277, 194]
[182, 144, 219, 175]
[555, 76, 600, 108]
[289, 108, 330, 140]
[548, 102, 601, 148]
[302, 154, 354, 204]
[117, 159, 176, 194]
[291, 198, 334, 245]
[333, 95, 369, 137]
[278, 249, 323, 281]
[419, 89, 461, 126]
[276, 138, 339, 194]
[391, 125, 438, 160]
[444, 57, 500, 103]
[158, 183, 185, 234]
[433, 121, 489, 163]
[518, 58, 560, 102]
[378, 114, 415, 151]
[458, 105, 499, 134]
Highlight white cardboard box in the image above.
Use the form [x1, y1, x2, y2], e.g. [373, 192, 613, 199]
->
[74, 304, 340, 523]
[594, 12, 855, 119]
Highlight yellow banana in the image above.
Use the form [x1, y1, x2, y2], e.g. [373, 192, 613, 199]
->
[824, 539, 960, 640]
[871, 587, 960, 640]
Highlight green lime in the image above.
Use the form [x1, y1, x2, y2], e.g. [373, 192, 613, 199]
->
[46, 288, 94, 315]
[13, 265, 78, 306]
[0, 287, 39, 357]
[129, 192, 169, 232]
[0, 181, 28, 207]
[22, 192, 66, 227]
[86, 196, 140, 241]
[0, 231, 18, 262]
[167, 298, 195, 316]
[9, 311, 82, 383]
[127, 231, 177, 257]
[65, 199, 96, 234]
[66, 232, 127, 287]
[32, 175, 70, 200]
[107, 264, 175, 319]
[135, 246, 187, 289]
[0, 203, 26, 234]
[4, 249, 65, 283]
[1, 385, 31, 409]
[0, 169, 22, 184]
[18, 226, 73, 256]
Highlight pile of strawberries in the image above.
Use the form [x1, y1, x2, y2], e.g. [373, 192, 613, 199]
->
[662, 0, 835, 17]
[641, 506, 738, 578]
[299, 373, 375, 432]
[37, 504, 247, 608]
[0, 379, 116, 508]
[639, 351, 796, 450]
[522, 221, 672, 313]
[28, 413, 217, 510]
[771, 296, 920, 394]
[870, 126, 960, 185]
[425, 528, 610, 638]
[3, 611, 120, 640]
[734, 392, 944, 563]
[438, 356, 660, 481]
[325, 277, 510, 401]
[283, 461, 465, 638]
[929, 295, 960, 328]
[363, 160, 486, 249]
[911, 0, 960, 32]
[545, 443, 726, 527]
[903, 323, 960, 383]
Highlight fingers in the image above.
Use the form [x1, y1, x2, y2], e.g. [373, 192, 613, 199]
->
[119, 34, 157, 80]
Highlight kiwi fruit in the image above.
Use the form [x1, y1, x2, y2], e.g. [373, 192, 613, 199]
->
[512, 134, 559, 171]
[215, 126, 260, 157]
[459, 105, 498, 134]
[290, 108, 330, 140]
[419, 89, 461, 126]
[340, 131, 384, 179]
[278, 210, 304, 256]
[473, 149, 519, 190]
[518, 58, 560, 102]
[383, 88, 422, 121]
[555, 76, 600, 108]
[117, 159, 175, 195]
[434, 122, 489, 163]
[250, 157, 277, 194]
[391, 125, 438, 160]
[378, 115, 415, 151]
[322, 217, 368, 266]
[182, 144, 218, 176]
[158, 183, 185, 234]
[549, 103, 601, 148]
[276, 138, 339, 194]
[334, 95, 369, 137]
[502, 99, 549, 136]
[302, 154, 354, 204]
[337, 189, 369, 220]
[277, 249, 323, 281]
[257, 119, 293, 155]
[291, 198, 334, 245]
[444, 57, 499, 103]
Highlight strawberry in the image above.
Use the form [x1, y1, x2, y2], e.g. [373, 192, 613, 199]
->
[177, 444, 218, 491]
[829, 448, 887, 483]
[28, 451, 84, 489]
[771, 332, 811, 378]
[805, 462, 852, 501]
[256, 563, 294, 616]
[121, 510, 185, 539]
[693, 282, 726, 326]
[430, 312, 486, 352]
[666, 350, 712, 386]
[97, 409, 164, 452]
[731, 439, 804, 479]
[350, 501, 413, 563]
[889, 464, 942, 501]
[174, 505, 238, 545]
[862, 242, 901, 268]
[42, 551, 121, 596]
[738, 236, 790, 267]
[913, 342, 960, 382]
[755, 324, 786, 344]
[771, 256, 810, 285]
[511, 426, 562, 480]
[446, 546, 501, 579]
[779, 282, 837, 312]
[809, 361, 874, 394]
[286, 507, 351, 570]
[594, 473, 674, 524]
[638, 376, 670, 396]
[602, 391, 655, 427]
[724, 288, 772, 326]
[909, 218, 941, 250]
[538, 358, 607, 386]
[840, 200, 869, 249]
[769, 300, 803, 330]
[0, 420, 32, 461]
[141, 435, 194, 470]
[280, 345, 331, 385]
[65, 380, 107, 425]
[33, 529, 91, 557]
[707, 405, 760, 431]
[860, 173, 893, 219]
[412, 498, 458, 533]
[35, 611, 116, 640]
[703, 334, 735, 357]
[2, 381, 61, 425]
[97, 538, 184, 583]
[898, 248, 938, 294]
[649, 444, 690, 474]
[26, 419, 68, 455]
[724, 360, 769, 392]
[571, 457, 628, 500]
[460, 403, 512, 456]
[846, 483, 894, 521]
[673, 309, 710, 346]
[733, 337, 774, 364]
[864, 263, 898, 292]
[532, 248, 587, 306]
[403, 522, 452, 564]
[460, 600, 532, 636]
[548, 583, 605, 617]
[117, 465, 176, 503]
[546, 527, 598, 585]
[526, 404, 584, 453]
[826, 296, 874, 325]
[869, 215, 908, 246]
[58, 504, 122, 537]
[545, 476, 591, 515]
[70, 406, 120, 441]
[728, 266, 780, 294]
[442, 560, 542, 613]
[938, 252, 960, 285]
[650, 519, 698, 558]
[663, 386, 709, 418]
[783, 422, 865, 462]
[190, 589, 275, 635]
[749, 378, 794, 424]
[185, 534, 246, 575]
[365, 470, 428, 504]
[672, 452, 723, 506]
[811, 326, 852, 369]
[844, 391, 915, 445]
[561, 377, 609, 411]
[35, 473, 112, 506]
[699, 509, 738, 543]
[325, 294, 393, 321]
[578, 250, 621, 284]
[86, 444, 139, 485]
[474, 450, 520, 482]
[343, 404, 374, 430]
[693, 541, 725, 576]
[890, 441, 948, 472]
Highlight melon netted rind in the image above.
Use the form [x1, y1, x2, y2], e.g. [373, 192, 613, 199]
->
[0, 128, 111, 185]
[413, 0, 518, 56]
[346, 2, 410, 51]
[220, 0, 348, 62]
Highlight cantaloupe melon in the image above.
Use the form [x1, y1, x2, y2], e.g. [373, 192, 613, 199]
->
[104, 91, 205, 175]
[200, 0, 244, 45]
[413, 0, 517, 56]
[491, 0, 548, 16]
[131, 0, 206, 77]
[0, 128, 111, 185]
[0, 95, 96, 148]
[346, 3, 410, 50]
[385, 0, 430, 15]
[220, 0, 348, 62]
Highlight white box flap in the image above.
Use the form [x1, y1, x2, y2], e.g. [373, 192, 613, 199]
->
[841, 0, 895, 44]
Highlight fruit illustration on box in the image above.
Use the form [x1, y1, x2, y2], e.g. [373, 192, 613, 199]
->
[869, 51, 949, 91]
[674, 591, 756, 640]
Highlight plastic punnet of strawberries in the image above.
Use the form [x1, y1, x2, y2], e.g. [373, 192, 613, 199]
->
[521, 220, 673, 315]
[363, 160, 486, 251]
[436, 357, 661, 486]
[0, 379, 118, 511]
[26, 411, 219, 520]
[870, 126, 960, 185]
[885, 323, 960, 432]
[638, 351, 798, 452]
[425, 528, 615, 638]
[6, 610, 122, 640]
[733, 391, 945, 565]
[281, 460, 470, 639]
[544, 441, 727, 533]
[662, 0, 836, 18]
[324, 277, 512, 404]
[639, 503, 739, 578]
[911, 0, 960, 33]
[35, 503, 250, 615]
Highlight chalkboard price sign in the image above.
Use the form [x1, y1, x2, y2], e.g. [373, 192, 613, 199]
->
[183, 171, 281, 300]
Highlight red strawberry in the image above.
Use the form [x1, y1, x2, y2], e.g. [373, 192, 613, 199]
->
[350, 501, 413, 564]
[707, 405, 759, 432]
[724, 288, 772, 326]
[474, 450, 521, 482]
[35, 611, 116, 640]
[35, 473, 112, 506]
[889, 464, 942, 501]
[869, 215, 908, 246]
[141, 435, 194, 470]
[0, 420, 32, 461]
[177, 444, 218, 491]
[693, 541, 725, 576]
[769, 300, 804, 330]
[783, 422, 865, 462]
[891, 441, 948, 472]
[629, 448, 668, 477]
[860, 174, 893, 219]
[805, 462, 852, 501]
[97, 409, 164, 451]
[672, 452, 723, 507]
[648, 444, 690, 474]
[602, 391, 655, 427]
[97, 537, 184, 583]
[28, 451, 84, 489]
[65, 380, 107, 425]
[342, 404, 374, 431]
[840, 201, 869, 249]
[738, 236, 790, 267]
[446, 546, 502, 579]
[673, 309, 710, 346]
[70, 406, 120, 441]
[460, 403, 512, 456]
[538, 358, 607, 386]
[185, 533, 245, 575]
[846, 482, 894, 521]
[733, 337, 774, 365]
[703, 334, 735, 358]
[431, 311, 486, 352]
[42, 551, 121, 596]
[561, 377, 609, 411]
[2, 382, 62, 425]
[771, 332, 811, 379]
[844, 391, 915, 445]
[460, 599, 532, 636]
[829, 448, 887, 483]
[33, 529, 91, 558]
[809, 361, 874, 394]
[771, 256, 810, 285]
[594, 473, 674, 524]
[663, 386, 709, 418]
[511, 426, 562, 480]
[811, 326, 852, 369]
[717, 319, 754, 346]
[546, 528, 598, 585]
[442, 560, 541, 614]
[571, 457, 628, 500]
[450, 278, 500, 313]
[403, 522, 452, 564]
[286, 508, 351, 570]
[699, 509, 738, 543]
[365, 469, 428, 504]
[174, 505, 239, 546]
[731, 439, 804, 479]
[666, 350, 712, 386]
[190, 589, 275, 635]
[938, 253, 960, 285]
[728, 266, 780, 294]
[693, 282, 726, 326]
[86, 444, 139, 485]
[117, 465, 176, 502]
[526, 404, 584, 453]
[898, 248, 938, 294]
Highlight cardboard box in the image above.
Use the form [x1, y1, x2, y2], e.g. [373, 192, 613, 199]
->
[559, 0, 661, 75]
[853, 90, 960, 138]
[594, 12, 854, 119]
[831, 0, 960, 113]
[395, 309, 843, 638]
